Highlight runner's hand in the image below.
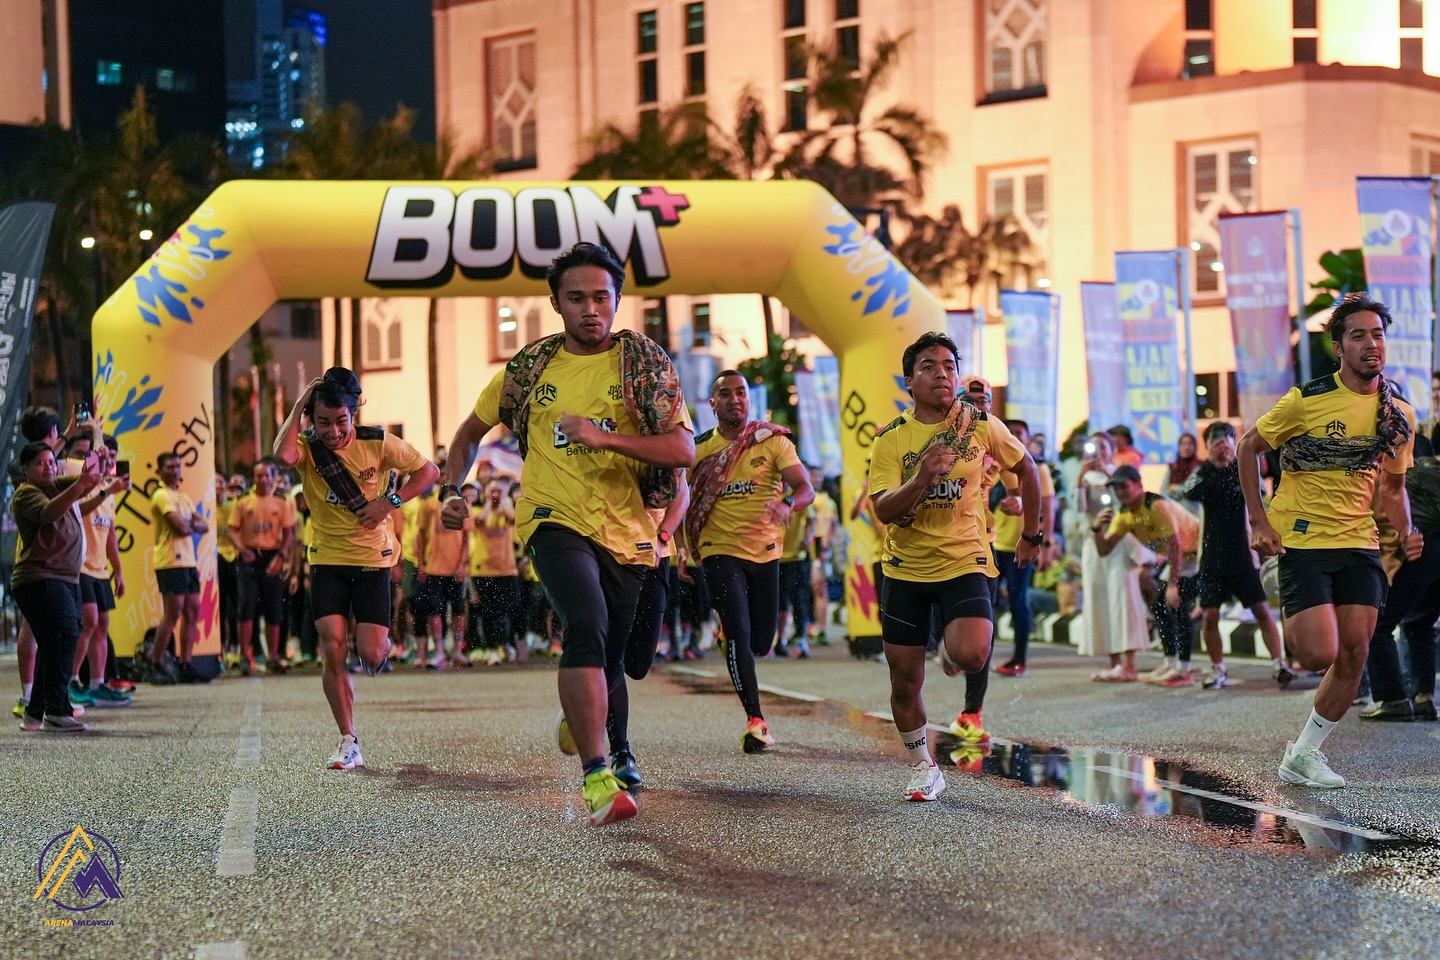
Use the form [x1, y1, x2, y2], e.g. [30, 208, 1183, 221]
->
[114, 574, 125, 599]
[265, 554, 284, 577]
[1402, 528, 1424, 562]
[355, 498, 391, 530]
[441, 496, 469, 530]
[918, 444, 956, 482]
[1250, 518, 1285, 557]
[1094, 508, 1114, 529]
[1165, 581, 1181, 610]
[240, 547, 257, 564]
[558, 412, 603, 450]
[764, 499, 792, 527]
[1015, 539, 1039, 568]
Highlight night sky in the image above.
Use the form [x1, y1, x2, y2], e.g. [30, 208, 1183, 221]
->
[224, 0, 435, 143]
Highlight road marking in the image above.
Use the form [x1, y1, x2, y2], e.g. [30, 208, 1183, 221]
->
[216, 789, 259, 877]
[235, 686, 262, 767]
[864, 710, 951, 735]
[667, 665, 825, 702]
[668, 665, 718, 679]
[195, 943, 247, 960]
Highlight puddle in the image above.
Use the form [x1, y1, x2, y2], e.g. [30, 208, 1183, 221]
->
[933, 732, 1432, 856]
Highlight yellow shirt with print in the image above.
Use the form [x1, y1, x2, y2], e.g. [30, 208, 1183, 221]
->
[417, 494, 466, 576]
[780, 499, 814, 562]
[993, 461, 1055, 552]
[469, 502, 519, 577]
[297, 429, 429, 567]
[474, 344, 693, 567]
[80, 497, 115, 580]
[693, 429, 803, 563]
[812, 490, 837, 548]
[151, 486, 198, 570]
[1255, 374, 1416, 550]
[216, 499, 238, 562]
[869, 409, 1027, 582]
[400, 495, 423, 565]
[230, 492, 296, 552]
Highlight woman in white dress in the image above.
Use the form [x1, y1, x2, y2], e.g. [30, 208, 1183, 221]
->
[1076, 434, 1152, 680]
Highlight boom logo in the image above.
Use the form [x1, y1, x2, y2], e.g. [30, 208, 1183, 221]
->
[366, 184, 689, 289]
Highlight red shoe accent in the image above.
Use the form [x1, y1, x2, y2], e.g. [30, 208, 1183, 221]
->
[994, 662, 1026, 677]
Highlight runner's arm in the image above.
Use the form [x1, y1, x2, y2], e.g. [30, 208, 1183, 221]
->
[780, 462, 815, 512]
[575, 422, 696, 468]
[442, 413, 495, 490]
[1378, 469, 1416, 549]
[273, 377, 323, 467]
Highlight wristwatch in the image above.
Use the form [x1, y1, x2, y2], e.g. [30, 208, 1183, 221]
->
[386, 492, 403, 508]
[1021, 531, 1045, 547]
[438, 483, 459, 502]
[657, 529, 672, 546]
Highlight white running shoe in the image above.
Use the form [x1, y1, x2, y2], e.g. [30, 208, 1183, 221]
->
[1201, 668, 1229, 690]
[327, 734, 364, 770]
[1278, 741, 1345, 788]
[43, 714, 89, 733]
[556, 712, 578, 755]
[904, 760, 946, 802]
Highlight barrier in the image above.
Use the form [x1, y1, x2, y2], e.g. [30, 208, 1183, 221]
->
[91, 179, 943, 657]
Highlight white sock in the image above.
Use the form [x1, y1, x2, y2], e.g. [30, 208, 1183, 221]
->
[21, 682, 32, 701]
[1212, 662, 1227, 675]
[1177, 660, 1191, 675]
[69, 675, 80, 686]
[1273, 658, 1286, 670]
[1294, 709, 1337, 753]
[900, 727, 932, 765]
[89, 678, 101, 691]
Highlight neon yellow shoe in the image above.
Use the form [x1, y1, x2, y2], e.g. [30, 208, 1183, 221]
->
[949, 711, 990, 744]
[555, 711, 578, 755]
[741, 717, 775, 754]
[583, 768, 638, 827]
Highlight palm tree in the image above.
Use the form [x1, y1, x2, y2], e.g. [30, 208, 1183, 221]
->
[894, 204, 1038, 309]
[573, 103, 734, 181]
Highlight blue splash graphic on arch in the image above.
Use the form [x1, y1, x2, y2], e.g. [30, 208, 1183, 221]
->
[107, 370, 165, 437]
[134, 224, 230, 327]
[821, 221, 913, 320]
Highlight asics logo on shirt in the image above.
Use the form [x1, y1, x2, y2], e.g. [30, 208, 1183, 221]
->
[718, 480, 756, 498]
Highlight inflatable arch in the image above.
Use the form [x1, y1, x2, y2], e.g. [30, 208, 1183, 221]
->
[91, 179, 944, 660]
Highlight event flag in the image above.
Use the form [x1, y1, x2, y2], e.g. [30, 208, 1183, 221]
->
[0, 202, 57, 475]
[1080, 281, 1128, 433]
[1114, 251, 1185, 463]
[811, 355, 843, 477]
[1356, 177, 1434, 419]
[998, 290, 1059, 445]
[1218, 211, 1295, 425]
[945, 308, 984, 375]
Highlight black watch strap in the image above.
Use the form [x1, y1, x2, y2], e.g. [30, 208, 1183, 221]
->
[438, 483, 459, 501]
[1021, 531, 1045, 546]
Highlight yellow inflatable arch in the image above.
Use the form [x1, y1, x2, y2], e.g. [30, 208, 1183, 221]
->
[91, 179, 943, 661]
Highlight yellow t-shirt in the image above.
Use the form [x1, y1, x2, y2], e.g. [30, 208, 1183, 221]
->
[868, 409, 1027, 582]
[780, 501, 813, 562]
[693, 429, 804, 563]
[216, 499, 238, 562]
[400, 496, 423, 565]
[297, 429, 429, 567]
[812, 490, 837, 549]
[80, 497, 115, 580]
[151, 486, 197, 570]
[230, 492, 296, 552]
[417, 495, 467, 576]
[469, 503, 519, 577]
[993, 461, 1056, 552]
[474, 344, 693, 567]
[1255, 374, 1417, 550]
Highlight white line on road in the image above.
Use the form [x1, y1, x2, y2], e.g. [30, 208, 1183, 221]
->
[235, 687, 262, 767]
[216, 789, 259, 877]
[667, 665, 825, 702]
[195, 942, 247, 960]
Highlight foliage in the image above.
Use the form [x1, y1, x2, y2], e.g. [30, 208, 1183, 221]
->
[1299, 248, 1366, 379]
[892, 204, 1039, 308]
[737, 333, 807, 431]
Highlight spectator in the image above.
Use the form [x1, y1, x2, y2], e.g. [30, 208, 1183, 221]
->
[11, 442, 104, 731]
[144, 452, 208, 684]
[468, 479, 524, 663]
[228, 460, 297, 675]
[69, 435, 132, 707]
[1162, 432, 1201, 498]
[1076, 435, 1152, 681]
[1107, 425, 1144, 469]
[216, 473, 241, 669]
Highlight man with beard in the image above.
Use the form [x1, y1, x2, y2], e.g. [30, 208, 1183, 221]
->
[684, 371, 814, 753]
[1238, 294, 1420, 787]
[869, 333, 1041, 801]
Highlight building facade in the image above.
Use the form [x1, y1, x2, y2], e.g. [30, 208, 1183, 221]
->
[364, 0, 1440, 459]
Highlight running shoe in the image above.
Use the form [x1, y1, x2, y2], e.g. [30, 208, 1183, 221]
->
[683, 645, 704, 660]
[19, 715, 44, 732]
[1358, 698, 1415, 722]
[1413, 694, 1437, 721]
[327, 734, 364, 770]
[142, 661, 177, 685]
[1201, 668, 1229, 690]
[582, 767, 637, 827]
[773, 640, 789, 658]
[994, 661, 1026, 677]
[904, 760, 946, 801]
[1143, 666, 1179, 685]
[1278, 742, 1344, 788]
[555, 712, 578, 756]
[1273, 665, 1296, 688]
[12, 698, 26, 718]
[790, 640, 811, 659]
[426, 655, 447, 670]
[950, 711, 990, 744]
[43, 714, 89, 733]
[106, 679, 136, 694]
[1160, 671, 1197, 688]
[89, 685, 132, 707]
[741, 717, 775, 754]
[611, 747, 642, 790]
[67, 681, 96, 707]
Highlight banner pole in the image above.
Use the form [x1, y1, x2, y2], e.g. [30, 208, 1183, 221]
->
[1288, 208, 1312, 384]
[1178, 248, 1196, 430]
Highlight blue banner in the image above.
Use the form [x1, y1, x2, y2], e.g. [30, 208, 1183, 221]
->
[999, 290, 1059, 446]
[1114, 251, 1184, 464]
[1218, 212, 1295, 425]
[1080, 281, 1128, 432]
[1356, 177, 1434, 420]
[812, 354, 843, 477]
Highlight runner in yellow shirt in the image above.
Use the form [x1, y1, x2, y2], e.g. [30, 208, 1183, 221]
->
[228, 460, 297, 675]
[416, 489, 470, 669]
[147, 453, 208, 684]
[868, 334, 1041, 802]
[991, 418, 1057, 678]
[275, 367, 438, 770]
[684, 371, 814, 752]
[1238, 294, 1420, 789]
[467, 480, 522, 665]
[775, 493, 815, 657]
[439, 242, 694, 826]
[808, 470, 838, 642]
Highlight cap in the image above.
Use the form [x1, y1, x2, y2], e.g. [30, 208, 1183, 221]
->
[962, 375, 992, 399]
[1106, 464, 1143, 486]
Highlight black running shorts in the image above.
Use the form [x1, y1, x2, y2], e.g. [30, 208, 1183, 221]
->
[880, 572, 993, 647]
[1197, 564, 1267, 610]
[236, 550, 286, 623]
[79, 574, 116, 612]
[1277, 548, 1386, 618]
[417, 574, 466, 620]
[155, 566, 200, 596]
[310, 564, 393, 626]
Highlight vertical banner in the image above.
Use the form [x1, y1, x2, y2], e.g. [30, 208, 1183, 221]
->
[998, 290, 1060, 444]
[748, 383, 769, 424]
[1114, 251, 1184, 463]
[675, 348, 719, 432]
[0, 202, 57, 474]
[1218, 211, 1295, 425]
[945, 308, 984, 374]
[1080, 281, 1128, 432]
[794, 369, 822, 467]
[1356, 177, 1434, 420]
[812, 354, 843, 477]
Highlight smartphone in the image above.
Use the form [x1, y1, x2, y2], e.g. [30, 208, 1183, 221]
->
[73, 401, 92, 423]
[1083, 441, 1097, 456]
[115, 460, 130, 477]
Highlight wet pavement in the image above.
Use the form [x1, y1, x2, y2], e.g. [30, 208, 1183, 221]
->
[2, 638, 1438, 960]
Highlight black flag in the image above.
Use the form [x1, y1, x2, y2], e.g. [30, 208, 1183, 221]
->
[0, 201, 56, 473]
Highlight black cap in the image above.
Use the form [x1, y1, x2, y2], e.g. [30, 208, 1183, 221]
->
[1106, 464, 1143, 486]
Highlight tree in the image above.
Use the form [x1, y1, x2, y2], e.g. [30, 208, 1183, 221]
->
[573, 104, 734, 180]
[893, 204, 1039, 309]
[1298, 248, 1365, 379]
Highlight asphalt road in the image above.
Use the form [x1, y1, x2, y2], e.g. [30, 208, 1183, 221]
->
[2, 638, 1438, 960]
